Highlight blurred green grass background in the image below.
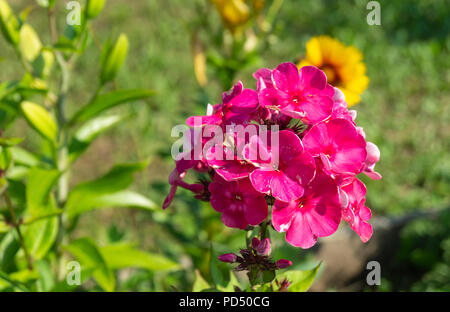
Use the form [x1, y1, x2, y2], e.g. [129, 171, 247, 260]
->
[1, 0, 449, 291]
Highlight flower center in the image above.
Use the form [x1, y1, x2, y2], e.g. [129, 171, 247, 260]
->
[320, 64, 340, 85]
[234, 194, 242, 201]
[291, 93, 306, 104]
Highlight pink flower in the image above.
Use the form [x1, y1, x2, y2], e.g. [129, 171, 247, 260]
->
[186, 81, 259, 127]
[276, 259, 293, 269]
[205, 144, 256, 181]
[259, 63, 334, 124]
[162, 168, 204, 209]
[341, 178, 373, 242]
[272, 173, 341, 248]
[209, 176, 268, 229]
[362, 142, 382, 180]
[245, 130, 316, 203]
[331, 87, 357, 123]
[252, 237, 271, 256]
[218, 253, 238, 263]
[302, 118, 367, 175]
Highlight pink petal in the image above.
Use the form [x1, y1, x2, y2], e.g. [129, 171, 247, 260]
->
[270, 171, 305, 202]
[272, 62, 300, 92]
[299, 66, 327, 91]
[286, 213, 317, 248]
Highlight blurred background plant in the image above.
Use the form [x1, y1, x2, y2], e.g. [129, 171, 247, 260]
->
[0, 0, 448, 292]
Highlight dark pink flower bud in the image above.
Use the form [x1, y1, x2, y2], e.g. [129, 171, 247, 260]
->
[251, 237, 260, 249]
[276, 259, 292, 269]
[255, 238, 271, 256]
[218, 253, 237, 263]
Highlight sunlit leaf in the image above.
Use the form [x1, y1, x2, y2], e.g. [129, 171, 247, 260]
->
[65, 238, 115, 292]
[9, 146, 41, 167]
[277, 262, 322, 292]
[19, 24, 42, 62]
[86, 0, 106, 19]
[0, 137, 23, 147]
[25, 167, 61, 219]
[193, 270, 211, 292]
[0, 271, 30, 292]
[23, 211, 59, 260]
[69, 114, 127, 162]
[0, 0, 20, 46]
[20, 101, 58, 143]
[36, 259, 55, 292]
[100, 243, 180, 271]
[66, 160, 151, 218]
[70, 89, 155, 124]
[100, 33, 128, 84]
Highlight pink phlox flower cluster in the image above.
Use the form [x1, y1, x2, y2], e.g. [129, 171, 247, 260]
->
[165, 62, 381, 248]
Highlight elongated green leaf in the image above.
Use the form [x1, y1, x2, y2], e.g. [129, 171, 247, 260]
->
[86, 0, 106, 19]
[66, 160, 150, 218]
[0, 137, 23, 147]
[193, 270, 210, 292]
[101, 33, 128, 84]
[0, 0, 20, 45]
[36, 259, 55, 292]
[69, 114, 126, 162]
[25, 167, 60, 219]
[0, 219, 8, 233]
[9, 146, 40, 167]
[70, 89, 155, 124]
[23, 213, 59, 260]
[0, 271, 30, 292]
[20, 101, 58, 143]
[65, 238, 115, 292]
[0, 230, 20, 272]
[100, 243, 180, 271]
[20, 24, 42, 62]
[67, 190, 155, 218]
[278, 262, 322, 292]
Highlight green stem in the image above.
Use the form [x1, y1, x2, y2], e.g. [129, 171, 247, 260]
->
[3, 191, 33, 270]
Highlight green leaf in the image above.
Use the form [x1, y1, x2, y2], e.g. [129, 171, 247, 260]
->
[0, 271, 30, 292]
[70, 89, 155, 124]
[278, 262, 322, 292]
[25, 167, 61, 220]
[69, 114, 127, 162]
[19, 24, 42, 62]
[193, 270, 211, 292]
[23, 213, 59, 260]
[86, 0, 106, 19]
[0, 146, 12, 170]
[65, 238, 115, 292]
[0, 219, 8, 233]
[9, 146, 41, 167]
[66, 190, 156, 218]
[36, 259, 55, 292]
[0, 137, 23, 147]
[0, 230, 20, 272]
[100, 33, 128, 84]
[0, 0, 20, 46]
[66, 160, 151, 218]
[99, 243, 180, 271]
[217, 271, 240, 292]
[20, 101, 58, 143]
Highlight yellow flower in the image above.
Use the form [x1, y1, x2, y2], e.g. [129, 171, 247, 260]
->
[298, 36, 369, 106]
[211, 0, 265, 34]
